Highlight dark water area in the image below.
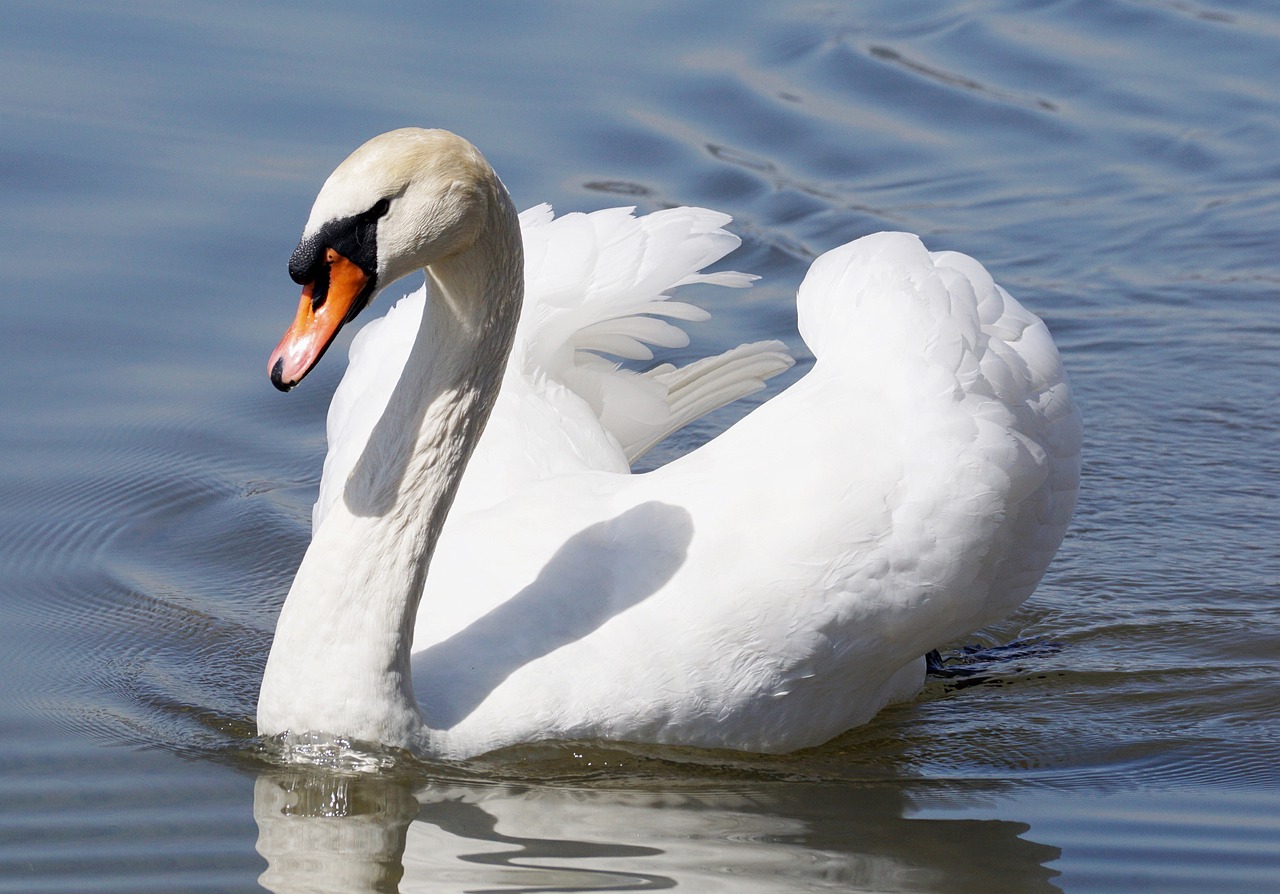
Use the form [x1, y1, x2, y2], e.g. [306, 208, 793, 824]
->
[2, 1, 1278, 891]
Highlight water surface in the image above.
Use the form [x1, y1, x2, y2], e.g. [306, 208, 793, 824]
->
[2, 1, 1278, 891]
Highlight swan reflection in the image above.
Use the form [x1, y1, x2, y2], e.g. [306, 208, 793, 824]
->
[255, 763, 1060, 893]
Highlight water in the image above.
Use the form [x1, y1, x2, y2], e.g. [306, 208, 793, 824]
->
[2, 0, 1278, 890]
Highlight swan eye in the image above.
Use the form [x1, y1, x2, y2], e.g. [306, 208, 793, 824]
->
[352, 199, 390, 250]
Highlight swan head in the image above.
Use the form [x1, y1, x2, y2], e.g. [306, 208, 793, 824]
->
[268, 128, 502, 391]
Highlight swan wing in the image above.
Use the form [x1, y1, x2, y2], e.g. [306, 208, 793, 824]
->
[512, 204, 791, 464]
[414, 232, 1081, 756]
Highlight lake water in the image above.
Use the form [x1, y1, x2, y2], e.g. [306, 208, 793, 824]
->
[2, 1, 1278, 890]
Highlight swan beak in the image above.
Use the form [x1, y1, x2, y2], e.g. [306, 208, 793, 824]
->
[268, 249, 369, 391]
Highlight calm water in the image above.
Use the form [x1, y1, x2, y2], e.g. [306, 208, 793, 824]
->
[2, 1, 1278, 891]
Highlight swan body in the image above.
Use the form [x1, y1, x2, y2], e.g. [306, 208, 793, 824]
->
[258, 129, 1081, 760]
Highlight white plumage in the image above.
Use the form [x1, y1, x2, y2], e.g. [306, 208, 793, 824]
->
[257, 129, 1081, 761]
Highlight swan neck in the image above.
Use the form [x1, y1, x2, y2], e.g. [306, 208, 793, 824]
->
[258, 176, 522, 751]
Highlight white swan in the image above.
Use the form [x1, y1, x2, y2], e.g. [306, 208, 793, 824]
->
[258, 128, 1082, 761]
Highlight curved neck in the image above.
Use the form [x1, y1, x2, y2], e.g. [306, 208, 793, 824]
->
[258, 181, 522, 751]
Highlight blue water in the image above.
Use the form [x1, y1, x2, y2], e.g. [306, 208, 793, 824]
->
[2, 1, 1278, 891]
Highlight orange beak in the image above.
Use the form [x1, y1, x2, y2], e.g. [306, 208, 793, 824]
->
[268, 248, 370, 391]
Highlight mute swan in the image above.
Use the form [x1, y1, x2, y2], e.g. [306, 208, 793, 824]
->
[258, 128, 1081, 760]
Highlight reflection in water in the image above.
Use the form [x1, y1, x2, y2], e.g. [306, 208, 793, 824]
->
[255, 773, 420, 892]
[255, 767, 1060, 893]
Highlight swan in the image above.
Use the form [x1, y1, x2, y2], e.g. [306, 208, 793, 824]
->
[258, 128, 1082, 761]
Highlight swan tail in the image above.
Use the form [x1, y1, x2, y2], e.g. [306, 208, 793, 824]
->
[518, 204, 791, 459]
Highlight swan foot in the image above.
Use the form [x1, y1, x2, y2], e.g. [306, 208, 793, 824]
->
[925, 638, 1062, 690]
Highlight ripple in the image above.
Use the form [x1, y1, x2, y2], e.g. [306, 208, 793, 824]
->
[582, 179, 654, 197]
[865, 45, 1059, 112]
